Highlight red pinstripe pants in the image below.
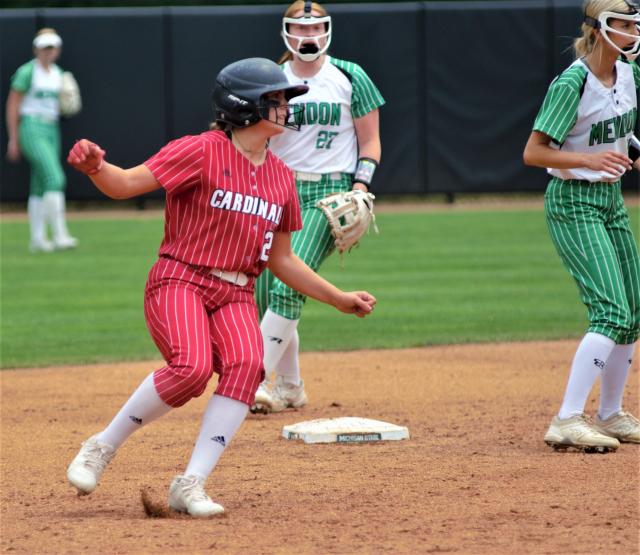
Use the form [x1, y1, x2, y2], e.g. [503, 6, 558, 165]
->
[144, 257, 264, 407]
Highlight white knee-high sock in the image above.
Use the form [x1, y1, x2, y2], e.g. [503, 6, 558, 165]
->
[277, 329, 301, 386]
[43, 191, 74, 242]
[98, 372, 173, 449]
[558, 332, 616, 419]
[28, 196, 48, 243]
[184, 394, 248, 481]
[260, 309, 299, 379]
[599, 343, 636, 419]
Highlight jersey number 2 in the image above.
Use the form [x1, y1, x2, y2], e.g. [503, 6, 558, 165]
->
[260, 231, 274, 262]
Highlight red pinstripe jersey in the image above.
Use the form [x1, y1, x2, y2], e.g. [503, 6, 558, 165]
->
[144, 130, 302, 275]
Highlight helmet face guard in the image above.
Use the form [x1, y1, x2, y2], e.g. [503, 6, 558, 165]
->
[282, 2, 332, 62]
[214, 86, 307, 131]
[258, 98, 306, 131]
[585, 2, 640, 60]
[212, 58, 308, 130]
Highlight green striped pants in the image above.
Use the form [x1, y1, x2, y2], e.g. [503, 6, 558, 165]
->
[255, 172, 353, 320]
[19, 115, 66, 197]
[545, 178, 640, 344]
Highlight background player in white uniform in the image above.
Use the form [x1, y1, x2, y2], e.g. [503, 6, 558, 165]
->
[5, 28, 78, 252]
[252, 0, 385, 413]
[524, 0, 640, 452]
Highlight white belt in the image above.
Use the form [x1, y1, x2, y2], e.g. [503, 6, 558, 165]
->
[23, 113, 58, 124]
[210, 268, 249, 287]
[295, 171, 344, 182]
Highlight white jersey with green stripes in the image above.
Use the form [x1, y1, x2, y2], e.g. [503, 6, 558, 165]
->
[533, 58, 639, 182]
[11, 59, 63, 121]
[269, 56, 385, 174]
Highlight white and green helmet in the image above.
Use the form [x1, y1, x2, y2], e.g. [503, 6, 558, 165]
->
[282, 1, 332, 62]
[584, 0, 640, 60]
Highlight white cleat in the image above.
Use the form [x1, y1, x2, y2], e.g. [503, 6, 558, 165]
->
[594, 411, 640, 443]
[29, 239, 55, 253]
[250, 380, 273, 414]
[250, 376, 307, 414]
[67, 434, 116, 494]
[544, 414, 620, 453]
[168, 474, 224, 517]
[54, 236, 79, 250]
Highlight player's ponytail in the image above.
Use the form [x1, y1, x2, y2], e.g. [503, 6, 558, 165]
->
[574, 0, 632, 58]
[277, 51, 293, 65]
[574, 21, 598, 58]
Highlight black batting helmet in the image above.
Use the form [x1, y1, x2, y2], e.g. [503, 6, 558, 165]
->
[212, 57, 308, 129]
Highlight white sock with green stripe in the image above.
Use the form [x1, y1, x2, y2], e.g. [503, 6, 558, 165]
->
[260, 309, 298, 380]
[598, 343, 636, 420]
[558, 332, 615, 420]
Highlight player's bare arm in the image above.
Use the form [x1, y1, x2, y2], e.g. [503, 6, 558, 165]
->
[352, 109, 381, 192]
[523, 130, 632, 174]
[68, 139, 161, 199]
[267, 231, 376, 317]
[630, 135, 640, 170]
[5, 89, 23, 162]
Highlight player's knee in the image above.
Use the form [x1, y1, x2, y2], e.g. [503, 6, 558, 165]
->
[45, 170, 66, 192]
[246, 358, 264, 386]
[619, 308, 638, 338]
[627, 312, 640, 344]
[161, 359, 214, 407]
[232, 356, 264, 388]
[217, 357, 264, 404]
[270, 291, 306, 321]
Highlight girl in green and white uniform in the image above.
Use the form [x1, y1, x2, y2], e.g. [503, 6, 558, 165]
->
[6, 28, 78, 252]
[251, 0, 384, 413]
[524, 0, 640, 452]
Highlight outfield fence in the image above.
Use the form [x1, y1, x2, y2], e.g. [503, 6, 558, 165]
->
[0, 1, 638, 203]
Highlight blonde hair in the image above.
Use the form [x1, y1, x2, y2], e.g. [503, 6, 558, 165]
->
[35, 27, 58, 38]
[277, 1, 329, 65]
[574, 0, 631, 58]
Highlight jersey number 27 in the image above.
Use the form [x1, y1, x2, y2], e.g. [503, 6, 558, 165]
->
[316, 131, 338, 149]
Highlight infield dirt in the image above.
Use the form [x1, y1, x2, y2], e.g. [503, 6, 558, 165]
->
[1, 340, 638, 554]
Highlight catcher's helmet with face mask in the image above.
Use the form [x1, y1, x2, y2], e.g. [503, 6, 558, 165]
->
[584, 0, 640, 60]
[212, 57, 308, 129]
[282, 1, 332, 62]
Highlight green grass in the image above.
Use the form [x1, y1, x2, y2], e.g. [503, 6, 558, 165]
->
[1, 206, 637, 368]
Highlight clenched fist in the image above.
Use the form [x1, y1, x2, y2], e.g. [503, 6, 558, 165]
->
[67, 139, 106, 175]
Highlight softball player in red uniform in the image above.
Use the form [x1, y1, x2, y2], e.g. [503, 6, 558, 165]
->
[252, 0, 384, 413]
[64, 58, 376, 516]
[524, 0, 640, 452]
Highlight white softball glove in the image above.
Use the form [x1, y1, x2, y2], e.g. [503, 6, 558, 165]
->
[316, 190, 377, 254]
[59, 71, 82, 118]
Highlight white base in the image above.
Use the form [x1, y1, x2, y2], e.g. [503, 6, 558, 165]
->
[282, 417, 410, 444]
